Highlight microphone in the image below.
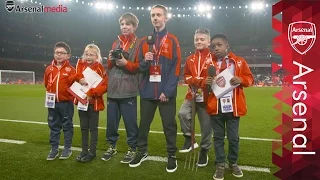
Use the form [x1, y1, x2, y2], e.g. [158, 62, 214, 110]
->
[207, 65, 216, 94]
[146, 34, 155, 52]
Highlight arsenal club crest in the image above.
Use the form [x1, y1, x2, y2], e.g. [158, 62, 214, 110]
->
[5, 0, 15, 13]
[65, 67, 71, 72]
[288, 21, 316, 55]
[216, 76, 226, 88]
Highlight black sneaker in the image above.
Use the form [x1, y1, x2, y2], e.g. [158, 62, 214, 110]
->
[76, 151, 88, 162]
[80, 153, 96, 163]
[166, 156, 177, 173]
[179, 136, 199, 153]
[229, 164, 243, 177]
[213, 163, 225, 180]
[59, 148, 72, 160]
[129, 152, 148, 167]
[46, 149, 59, 161]
[196, 149, 208, 167]
[101, 145, 117, 161]
[120, 148, 135, 164]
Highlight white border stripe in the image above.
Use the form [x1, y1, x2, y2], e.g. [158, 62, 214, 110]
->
[238, 165, 271, 173]
[0, 118, 281, 142]
[0, 138, 26, 144]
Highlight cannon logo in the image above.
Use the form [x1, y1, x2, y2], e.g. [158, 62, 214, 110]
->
[288, 21, 316, 55]
[216, 76, 226, 88]
[5, 0, 15, 12]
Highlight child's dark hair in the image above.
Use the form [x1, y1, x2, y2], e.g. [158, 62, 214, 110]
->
[54, 41, 71, 54]
[211, 34, 228, 42]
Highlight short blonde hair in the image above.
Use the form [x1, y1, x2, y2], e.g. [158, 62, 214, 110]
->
[195, 28, 211, 40]
[151, 4, 168, 17]
[119, 12, 139, 27]
[82, 44, 102, 63]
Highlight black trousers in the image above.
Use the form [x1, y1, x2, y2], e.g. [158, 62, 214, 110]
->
[137, 98, 178, 156]
[78, 104, 99, 155]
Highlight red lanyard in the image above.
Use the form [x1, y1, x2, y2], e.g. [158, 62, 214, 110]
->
[118, 36, 137, 51]
[153, 34, 168, 64]
[48, 61, 61, 91]
[193, 52, 213, 77]
[215, 58, 232, 73]
[49, 71, 59, 92]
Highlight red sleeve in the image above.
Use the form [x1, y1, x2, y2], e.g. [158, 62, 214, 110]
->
[238, 58, 254, 87]
[69, 59, 85, 83]
[44, 67, 49, 88]
[184, 56, 204, 87]
[67, 66, 76, 86]
[87, 64, 108, 97]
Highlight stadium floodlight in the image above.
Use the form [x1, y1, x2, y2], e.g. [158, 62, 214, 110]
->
[177, 14, 181, 17]
[213, 6, 215, 9]
[122, 6, 125, 9]
[107, 3, 114, 10]
[82, 1, 84, 4]
[95, 2, 107, 9]
[137, 7, 140, 10]
[148, 6, 151, 10]
[251, 2, 263, 10]
[226, 6, 228, 9]
[167, 13, 172, 18]
[206, 13, 212, 18]
[76, 0, 78, 2]
[189, 7, 191, 10]
[266, 4, 269, 7]
[198, 4, 205, 12]
[245, 5, 248, 8]
[239, 5, 242, 8]
[141, 7, 144, 10]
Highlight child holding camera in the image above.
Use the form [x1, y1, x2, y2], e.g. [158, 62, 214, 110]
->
[101, 12, 141, 164]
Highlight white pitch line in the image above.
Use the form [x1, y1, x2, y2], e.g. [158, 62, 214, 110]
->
[58, 145, 270, 173]
[0, 118, 281, 142]
[0, 138, 26, 144]
[0, 137, 271, 173]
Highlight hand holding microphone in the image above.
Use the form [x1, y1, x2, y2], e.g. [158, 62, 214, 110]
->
[145, 34, 155, 62]
[206, 65, 216, 93]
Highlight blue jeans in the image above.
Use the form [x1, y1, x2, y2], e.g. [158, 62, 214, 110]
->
[211, 109, 240, 164]
[106, 97, 138, 150]
[47, 101, 74, 150]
